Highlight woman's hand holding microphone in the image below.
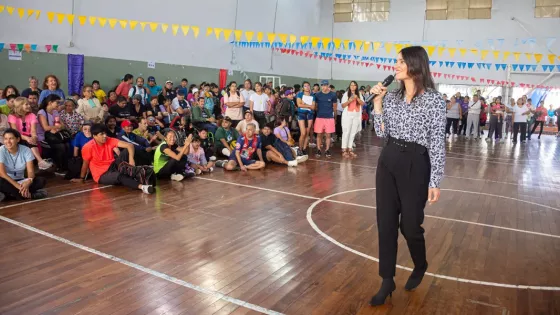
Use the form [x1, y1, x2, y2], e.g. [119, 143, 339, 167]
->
[370, 83, 388, 114]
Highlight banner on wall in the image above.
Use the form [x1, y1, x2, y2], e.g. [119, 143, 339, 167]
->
[67, 54, 84, 96]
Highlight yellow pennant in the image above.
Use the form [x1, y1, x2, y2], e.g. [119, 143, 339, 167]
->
[98, 17, 107, 27]
[459, 48, 467, 56]
[129, 20, 138, 30]
[88, 16, 97, 26]
[149, 22, 159, 33]
[480, 50, 489, 60]
[223, 29, 232, 41]
[181, 25, 190, 36]
[426, 46, 435, 56]
[373, 42, 382, 52]
[311, 37, 321, 48]
[525, 53, 532, 61]
[161, 23, 169, 34]
[108, 18, 117, 29]
[354, 40, 363, 51]
[256, 32, 263, 43]
[205, 27, 213, 37]
[437, 46, 445, 56]
[534, 53, 543, 63]
[395, 43, 404, 53]
[278, 33, 288, 45]
[384, 42, 393, 54]
[448, 47, 456, 57]
[0, 6, 4, 14]
[17, 8, 24, 19]
[78, 16, 87, 26]
[267, 33, 276, 45]
[139, 22, 147, 31]
[35, 10, 40, 19]
[24, 44, 31, 52]
[56, 13, 65, 24]
[244, 31, 254, 42]
[513, 52, 521, 61]
[234, 30, 243, 41]
[191, 26, 200, 38]
[364, 41, 371, 53]
[492, 50, 500, 59]
[502, 51, 510, 61]
[321, 37, 331, 49]
[548, 54, 556, 64]
[289, 34, 297, 44]
[119, 20, 128, 29]
[343, 40, 350, 50]
[171, 24, 179, 36]
[6, 6, 14, 15]
[300, 36, 309, 45]
[47, 12, 55, 23]
[66, 14, 75, 25]
[333, 38, 342, 50]
[214, 28, 223, 40]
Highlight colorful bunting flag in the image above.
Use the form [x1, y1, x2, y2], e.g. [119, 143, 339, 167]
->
[223, 29, 233, 41]
[108, 18, 117, 29]
[98, 17, 107, 27]
[268, 33, 277, 45]
[89, 16, 97, 26]
[47, 12, 55, 23]
[459, 48, 467, 56]
[448, 48, 456, 58]
[66, 14, 75, 25]
[191, 26, 200, 38]
[161, 23, 169, 34]
[56, 13, 65, 24]
[213, 27, 222, 39]
[119, 20, 128, 29]
[149, 22, 159, 33]
[78, 16, 87, 25]
[139, 22, 147, 31]
[17, 8, 24, 19]
[373, 42, 381, 52]
[534, 54, 543, 63]
[129, 20, 138, 30]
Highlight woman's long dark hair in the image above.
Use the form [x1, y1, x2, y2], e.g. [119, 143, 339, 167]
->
[346, 81, 359, 98]
[41, 94, 62, 111]
[397, 46, 435, 99]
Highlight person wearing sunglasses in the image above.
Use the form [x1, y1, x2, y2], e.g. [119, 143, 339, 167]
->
[77, 85, 105, 124]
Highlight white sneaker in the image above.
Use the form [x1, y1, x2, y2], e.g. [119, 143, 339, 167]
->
[222, 148, 231, 156]
[296, 155, 308, 163]
[195, 169, 202, 175]
[209, 156, 216, 161]
[141, 185, 154, 194]
[171, 173, 184, 181]
[208, 167, 214, 172]
[38, 160, 53, 170]
[288, 160, 298, 167]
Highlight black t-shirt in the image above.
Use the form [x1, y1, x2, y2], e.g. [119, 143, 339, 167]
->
[129, 104, 145, 118]
[159, 90, 177, 104]
[106, 128, 119, 138]
[159, 143, 178, 156]
[21, 88, 42, 98]
[260, 133, 276, 151]
[109, 105, 131, 119]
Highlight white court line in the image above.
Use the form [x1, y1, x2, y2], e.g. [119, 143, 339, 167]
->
[306, 188, 560, 291]
[0, 186, 113, 210]
[196, 178, 560, 238]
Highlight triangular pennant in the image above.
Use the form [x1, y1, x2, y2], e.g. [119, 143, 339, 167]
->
[534, 54, 543, 63]
[119, 20, 128, 29]
[548, 54, 556, 64]
[47, 12, 55, 23]
[332, 38, 341, 49]
[191, 26, 200, 38]
[149, 22, 159, 32]
[23, 44, 31, 52]
[254, 32, 262, 43]
[492, 51, 500, 59]
[311, 37, 320, 48]
[439, 61, 444, 67]
[395, 43, 404, 53]
[45, 44, 51, 52]
[53, 45, 58, 53]
[448, 48, 456, 57]
[34, 10, 41, 20]
[0, 6, 4, 14]
[373, 42, 382, 52]
[480, 50, 489, 60]
[519, 65, 525, 71]
[437, 46, 445, 56]
[503, 51, 510, 61]
[66, 14, 75, 25]
[343, 40, 351, 50]
[525, 53, 533, 61]
[98, 17, 107, 27]
[26, 9, 35, 19]
[108, 18, 117, 29]
[354, 40, 363, 51]
[267, 33, 276, 45]
[78, 16, 87, 26]
[161, 23, 169, 34]
[364, 41, 371, 53]
[205, 27, 213, 37]
[531, 65, 537, 71]
[426, 46, 435, 56]
[56, 13, 65, 24]
[89, 16, 97, 26]
[17, 8, 24, 19]
[300, 36, 309, 45]
[512, 64, 518, 71]
[449, 62, 455, 68]
[129, 20, 138, 30]
[30, 44, 37, 51]
[180, 25, 190, 36]
[385, 42, 393, 54]
[459, 48, 467, 56]
[321, 37, 331, 49]
[213, 27, 222, 39]
[223, 29, 233, 41]
[467, 62, 474, 69]
[277, 34, 287, 45]
[289, 34, 297, 45]
[6, 6, 14, 15]
[513, 52, 521, 61]
[17, 44, 24, 52]
[171, 24, 179, 36]
[232, 30, 241, 41]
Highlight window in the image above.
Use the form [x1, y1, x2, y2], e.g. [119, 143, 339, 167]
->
[535, 0, 560, 18]
[334, 0, 390, 23]
[425, 0, 492, 20]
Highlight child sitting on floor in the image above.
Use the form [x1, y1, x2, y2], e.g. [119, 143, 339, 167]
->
[187, 136, 214, 175]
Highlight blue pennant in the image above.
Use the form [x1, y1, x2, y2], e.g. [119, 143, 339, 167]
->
[487, 39, 494, 47]
[449, 62, 455, 68]
[501, 64, 507, 70]
[467, 63, 474, 69]
[557, 65, 560, 71]
[456, 40, 464, 46]
[353, 55, 360, 60]
[361, 56, 368, 61]
[429, 61, 436, 66]
[496, 39, 504, 48]
[445, 61, 450, 67]
[476, 63, 483, 69]
[294, 43, 301, 49]
[335, 53, 342, 59]
[379, 57, 386, 63]
[439, 61, 444, 67]
[519, 65, 525, 71]
[31, 44, 37, 51]
[485, 63, 491, 69]
[512, 64, 519, 71]
[495, 64, 501, 71]
[530, 65, 537, 71]
[542, 65, 549, 72]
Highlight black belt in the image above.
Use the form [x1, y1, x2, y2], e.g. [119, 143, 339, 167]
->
[385, 136, 427, 154]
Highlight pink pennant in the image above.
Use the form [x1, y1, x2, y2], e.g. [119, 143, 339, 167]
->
[451, 75, 456, 80]
[377, 64, 381, 69]
[298, 50, 303, 56]
[45, 44, 52, 52]
[328, 57, 333, 61]
[9, 43, 16, 51]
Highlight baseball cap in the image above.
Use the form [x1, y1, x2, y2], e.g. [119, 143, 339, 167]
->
[223, 116, 232, 122]
[165, 80, 173, 84]
[148, 76, 155, 82]
[121, 120, 132, 128]
[320, 80, 329, 86]
[192, 88, 199, 93]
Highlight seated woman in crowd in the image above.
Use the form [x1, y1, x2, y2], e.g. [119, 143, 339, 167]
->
[0, 128, 48, 201]
[236, 110, 260, 134]
[197, 128, 215, 162]
[260, 124, 297, 167]
[130, 94, 146, 122]
[21, 76, 42, 98]
[38, 94, 71, 173]
[273, 116, 304, 163]
[105, 90, 118, 107]
[216, 123, 265, 171]
[0, 108, 9, 144]
[192, 97, 217, 134]
[72, 122, 93, 157]
[118, 119, 154, 166]
[77, 84, 105, 123]
[8, 97, 53, 170]
[154, 131, 194, 181]
[187, 136, 215, 175]
[0, 85, 20, 106]
[59, 98, 83, 136]
[38, 75, 65, 105]
[214, 117, 239, 156]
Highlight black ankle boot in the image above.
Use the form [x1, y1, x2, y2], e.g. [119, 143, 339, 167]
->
[405, 263, 428, 291]
[369, 278, 396, 306]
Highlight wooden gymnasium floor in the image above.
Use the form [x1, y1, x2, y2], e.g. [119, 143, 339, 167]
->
[1, 130, 560, 315]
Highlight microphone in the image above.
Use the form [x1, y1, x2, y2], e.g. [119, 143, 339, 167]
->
[366, 75, 395, 102]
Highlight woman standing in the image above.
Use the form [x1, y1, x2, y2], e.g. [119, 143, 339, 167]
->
[77, 85, 105, 123]
[445, 96, 461, 136]
[296, 82, 316, 156]
[0, 129, 48, 201]
[504, 98, 515, 139]
[340, 81, 364, 158]
[38, 75, 65, 104]
[486, 100, 503, 142]
[369, 46, 446, 306]
[512, 98, 530, 143]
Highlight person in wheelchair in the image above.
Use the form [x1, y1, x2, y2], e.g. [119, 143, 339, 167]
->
[192, 97, 217, 134]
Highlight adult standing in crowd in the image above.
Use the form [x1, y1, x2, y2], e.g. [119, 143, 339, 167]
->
[38, 75, 65, 105]
[369, 46, 445, 306]
[116, 74, 133, 98]
[313, 80, 337, 158]
[240, 79, 254, 113]
[223, 81, 245, 127]
[340, 81, 364, 158]
[296, 82, 316, 156]
[21, 76, 42, 98]
[466, 95, 481, 139]
[445, 96, 461, 136]
[512, 98, 529, 143]
[249, 82, 269, 129]
[529, 100, 548, 140]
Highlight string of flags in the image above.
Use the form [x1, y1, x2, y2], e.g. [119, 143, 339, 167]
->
[1, 3, 559, 63]
[271, 48, 560, 90]
[0, 43, 59, 53]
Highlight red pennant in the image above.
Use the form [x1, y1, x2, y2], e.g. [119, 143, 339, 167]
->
[10, 43, 17, 51]
[328, 57, 333, 61]
[520, 83, 525, 88]
[377, 64, 381, 69]
[314, 55, 318, 59]
[298, 50, 303, 56]
[451, 75, 455, 80]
